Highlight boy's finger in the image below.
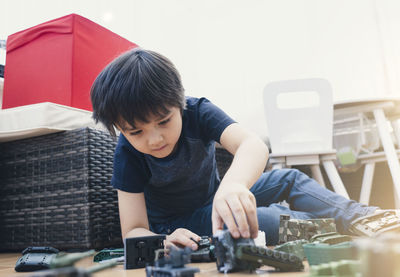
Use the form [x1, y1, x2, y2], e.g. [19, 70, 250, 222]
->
[171, 235, 199, 250]
[226, 197, 249, 238]
[164, 241, 177, 249]
[214, 201, 240, 238]
[183, 229, 201, 242]
[211, 210, 224, 235]
[212, 211, 224, 235]
[240, 195, 259, 238]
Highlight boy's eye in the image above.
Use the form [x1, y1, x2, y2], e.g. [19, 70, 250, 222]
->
[130, 130, 142, 136]
[159, 118, 171, 125]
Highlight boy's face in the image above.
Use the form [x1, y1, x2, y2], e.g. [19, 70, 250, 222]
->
[118, 107, 182, 158]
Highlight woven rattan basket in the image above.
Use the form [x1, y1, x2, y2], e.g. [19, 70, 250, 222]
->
[0, 128, 121, 251]
[0, 129, 237, 251]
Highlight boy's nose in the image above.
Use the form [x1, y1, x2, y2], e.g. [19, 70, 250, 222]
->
[148, 131, 163, 146]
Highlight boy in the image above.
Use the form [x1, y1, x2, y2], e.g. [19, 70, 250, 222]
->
[90, 48, 391, 249]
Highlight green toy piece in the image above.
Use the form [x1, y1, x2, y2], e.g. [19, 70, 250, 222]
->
[50, 250, 96, 268]
[303, 241, 357, 266]
[273, 239, 308, 260]
[337, 146, 358, 166]
[309, 232, 353, 245]
[93, 248, 124, 263]
[309, 260, 360, 277]
[29, 259, 118, 277]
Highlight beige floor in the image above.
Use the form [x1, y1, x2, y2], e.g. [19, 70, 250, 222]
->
[0, 253, 309, 277]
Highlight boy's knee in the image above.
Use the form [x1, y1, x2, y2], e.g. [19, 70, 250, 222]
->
[272, 168, 304, 182]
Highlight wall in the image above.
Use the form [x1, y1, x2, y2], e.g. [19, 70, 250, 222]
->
[1, 0, 400, 137]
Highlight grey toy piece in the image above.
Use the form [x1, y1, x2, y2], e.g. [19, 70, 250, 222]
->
[278, 214, 336, 244]
[349, 210, 400, 237]
[213, 229, 304, 273]
[145, 247, 200, 277]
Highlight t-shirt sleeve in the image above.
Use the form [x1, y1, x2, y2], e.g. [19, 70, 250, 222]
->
[196, 97, 236, 143]
[111, 135, 148, 193]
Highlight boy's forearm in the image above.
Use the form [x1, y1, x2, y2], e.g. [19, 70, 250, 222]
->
[221, 136, 269, 189]
[124, 227, 159, 239]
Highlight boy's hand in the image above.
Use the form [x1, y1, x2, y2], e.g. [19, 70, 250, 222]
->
[165, 228, 201, 250]
[212, 183, 258, 239]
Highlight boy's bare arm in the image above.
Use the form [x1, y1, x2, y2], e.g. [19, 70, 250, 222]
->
[117, 190, 155, 239]
[117, 190, 201, 249]
[213, 123, 269, 239]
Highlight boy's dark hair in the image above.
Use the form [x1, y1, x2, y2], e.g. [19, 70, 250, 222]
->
[90, 48, 186, 136]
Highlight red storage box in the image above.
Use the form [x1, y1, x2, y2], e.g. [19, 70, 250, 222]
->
[3, 14, 137, 111]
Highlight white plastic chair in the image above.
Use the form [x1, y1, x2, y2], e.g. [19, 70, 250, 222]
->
[263, 78, 349, 198]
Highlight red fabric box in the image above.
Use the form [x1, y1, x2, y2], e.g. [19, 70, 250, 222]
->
[3, 14, 137, 111]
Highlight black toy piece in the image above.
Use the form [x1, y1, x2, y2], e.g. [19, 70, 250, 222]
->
[213, 230, 304, 273]
[189, 237, 216, 263]
[15, 247, 60, 272]
[146, 247, 199, 277]
[124, 235, 166, 269]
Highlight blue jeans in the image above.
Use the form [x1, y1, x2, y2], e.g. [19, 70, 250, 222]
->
[150, 169, 377, 245]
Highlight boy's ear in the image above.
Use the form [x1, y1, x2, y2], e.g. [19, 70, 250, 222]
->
[113, 124, 121, 133]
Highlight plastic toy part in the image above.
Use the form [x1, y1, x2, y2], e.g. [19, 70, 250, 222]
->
[189, 236, 216, 263]
[349, 210, 400, 237]
[15, 248, 96, 272]
[93, 248, 124, 263]
[15, 247, 59, 272]
[303, 242, 357, 266]
[273, 240, 308, 260]
[50, 250, 95, 268]
[145, 247, 200, 277]
[309, 260, 360, 276]
[124, 235, 166, 270]
[28, 259, 118, 277]
[309, 232, 353, 245]
[278, 214, 336, 244]
[213, 229, 304, 273]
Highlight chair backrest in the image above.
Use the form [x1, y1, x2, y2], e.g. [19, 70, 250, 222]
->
[263, 78, 333, 155]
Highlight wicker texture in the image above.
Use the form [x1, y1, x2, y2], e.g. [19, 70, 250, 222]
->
[0, 130, 238, 251]
[0, 128, 121, 251]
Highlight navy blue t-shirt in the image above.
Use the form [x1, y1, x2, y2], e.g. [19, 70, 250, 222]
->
[111, 97, 236, 224]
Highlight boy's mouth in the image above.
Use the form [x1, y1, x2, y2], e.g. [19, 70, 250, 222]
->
[153, 145, 167, 151]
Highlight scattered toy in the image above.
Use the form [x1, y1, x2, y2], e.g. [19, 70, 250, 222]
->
[213, 229, 304, 273]
[124, 235, 166, 269]
[146, 247, 199, 277]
